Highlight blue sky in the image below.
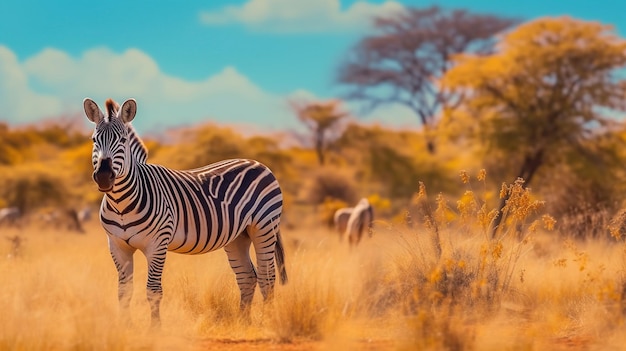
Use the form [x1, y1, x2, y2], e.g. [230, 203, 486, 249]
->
[0, 0, 624, 134]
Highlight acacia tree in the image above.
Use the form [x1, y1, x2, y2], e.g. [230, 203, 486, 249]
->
[337, 6, 516, 153]
[291, 100, 349, 166]
[442, 17, 626, 237]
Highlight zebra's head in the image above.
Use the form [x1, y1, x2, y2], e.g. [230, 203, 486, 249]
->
[83, 98, 137, 192]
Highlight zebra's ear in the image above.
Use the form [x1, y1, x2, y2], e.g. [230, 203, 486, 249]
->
[119, 99, 137, 123]
[83, 98, 104, 124]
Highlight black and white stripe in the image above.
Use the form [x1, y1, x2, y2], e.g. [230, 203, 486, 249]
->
[84, 98, 287, 326]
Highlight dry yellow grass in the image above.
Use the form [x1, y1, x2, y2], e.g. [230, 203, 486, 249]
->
[2, 210, 626, 350]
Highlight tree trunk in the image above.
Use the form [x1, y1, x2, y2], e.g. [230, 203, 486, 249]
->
[421, 120, 436, 155]
[426, 139, 436, 154]
[490, 149, 544, 238]
[315, 130, 325, 166]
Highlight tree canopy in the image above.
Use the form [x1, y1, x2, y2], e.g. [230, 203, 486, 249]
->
[442, 16, 626, 236]
[291, 99, 349, 165]
[337, 6, 516, 152]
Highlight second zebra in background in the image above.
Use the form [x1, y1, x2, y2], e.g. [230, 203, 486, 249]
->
[334, 198, 374, 246]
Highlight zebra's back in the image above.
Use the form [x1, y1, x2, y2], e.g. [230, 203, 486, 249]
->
[170, 159, 282, 254]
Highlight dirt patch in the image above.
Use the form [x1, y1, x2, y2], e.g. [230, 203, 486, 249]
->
[193, 338, 395, 351]
[550, 335, 594, 351]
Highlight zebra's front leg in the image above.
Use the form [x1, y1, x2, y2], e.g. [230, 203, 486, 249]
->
[224, 232, 256, 313]
[108, 237, 136, 319]
[144, 245, 168, 328]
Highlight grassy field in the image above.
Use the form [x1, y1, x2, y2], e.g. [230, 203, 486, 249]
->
[2, 209, 626, 350]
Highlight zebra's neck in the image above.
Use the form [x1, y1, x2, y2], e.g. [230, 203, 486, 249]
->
[127, 124, 148, 164]
[104, 160, 145, 213]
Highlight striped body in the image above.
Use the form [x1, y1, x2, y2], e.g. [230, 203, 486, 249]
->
[100, 159, 282, 255]
[84, 98, 286, 326]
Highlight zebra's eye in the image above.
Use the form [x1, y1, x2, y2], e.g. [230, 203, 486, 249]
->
[120, 137, 127, 143]
[92, 137, 96, 142]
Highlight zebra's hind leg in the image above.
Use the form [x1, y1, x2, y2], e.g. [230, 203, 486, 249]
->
[224, 231, 257, 313]
[249, 222, 279, 301]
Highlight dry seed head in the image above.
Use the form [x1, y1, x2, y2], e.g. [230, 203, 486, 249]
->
[491, 241, 503, 260]
[418, 181, 427, 199]
[529, 200, 545, 212]
[404, 210, 412, 226]
[477, 169, 486, 181]
[435, 193, 447, 223]
[528, 220, 538, 234]
[459, 170, 470, 184]
[488, 209, 499, 223]
[499, 183, 508, 199]
[424, 216, 434, 230]
[542, 214, 556, 231]
[477, 204, 490, 228]
[609, 226, 622, 240]
[608, 209, 626, 240]
[456, 190, 476, 217]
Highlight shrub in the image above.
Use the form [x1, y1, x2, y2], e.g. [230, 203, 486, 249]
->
[396, 170, 555, 311]
[0, 165, 70, 214]
[304, 169, 356, 205]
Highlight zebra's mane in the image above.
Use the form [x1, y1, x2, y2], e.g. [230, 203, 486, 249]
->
[105, 98, 148, 164]
[105, 98, 118, 121]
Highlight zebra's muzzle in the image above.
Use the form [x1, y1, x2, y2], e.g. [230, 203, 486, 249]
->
[93, 157, 116, 192]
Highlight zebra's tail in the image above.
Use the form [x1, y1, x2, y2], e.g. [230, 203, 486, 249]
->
[275, 230, 288, 285]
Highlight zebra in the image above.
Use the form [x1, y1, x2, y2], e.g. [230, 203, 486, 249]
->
[0, 207, 21, 227]
[83, 97, 287, 327]
[77, 207, 92, 223]
[333, 207, 353, 238]
[343, 198, 374, 246]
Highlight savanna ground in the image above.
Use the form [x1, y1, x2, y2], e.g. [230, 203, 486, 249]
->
[3, 184, 626, 351]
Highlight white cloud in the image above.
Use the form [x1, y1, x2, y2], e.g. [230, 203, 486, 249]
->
[199, 0, 405, 33]
[0, 47, 63, 122]
[0, 45, 420, 136]
[0, 45, 310, 133]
